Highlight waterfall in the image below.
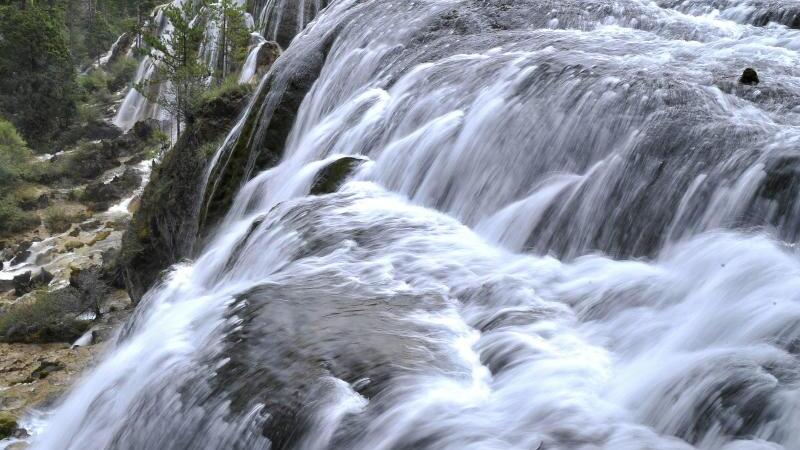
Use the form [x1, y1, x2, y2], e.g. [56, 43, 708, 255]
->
[112, 0, 313, 135]
[238, 34, 267, 84]
[112, 4, 176, 132]
[32, 0, 800, 449]
[256, 0, 327, 47]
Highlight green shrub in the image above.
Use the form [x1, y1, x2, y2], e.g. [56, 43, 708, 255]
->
[198, 75, 251, 105]
[0, 197, 39, 237]
[78, 68, 110, 96]
[0, 287, 90, 344]
[0, 119, 34, 191]
[108, 57, 138, 92]
[44, 207, 87, 233]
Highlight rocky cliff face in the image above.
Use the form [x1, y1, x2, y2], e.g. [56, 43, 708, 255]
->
[120, 84, 252, 303]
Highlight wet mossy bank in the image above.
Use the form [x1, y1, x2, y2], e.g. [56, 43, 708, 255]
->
[119, 83, 252, 303]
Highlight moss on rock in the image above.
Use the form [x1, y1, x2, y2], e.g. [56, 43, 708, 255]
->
[0, 412, 18, 440]
[120, 84, 251, 303]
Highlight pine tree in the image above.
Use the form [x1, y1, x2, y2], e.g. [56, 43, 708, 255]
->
[211, 0, 251, 81]
[137, 1, 208, 137]
[0, 4, 77, 148]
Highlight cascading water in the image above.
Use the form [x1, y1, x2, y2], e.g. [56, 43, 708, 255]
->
[32, 0, 800, 449]
[254, 0, 327, 47]
[113, 4, 177, 132]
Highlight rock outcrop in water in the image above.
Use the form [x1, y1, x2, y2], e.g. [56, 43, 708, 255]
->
[740, 68, 760, 85]
[309, 156, 368, 195]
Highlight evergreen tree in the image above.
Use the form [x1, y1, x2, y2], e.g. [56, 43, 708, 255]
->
[211, 0, 251, 81]
[0, 4, 78, 148]
[137, 1, 208, 136]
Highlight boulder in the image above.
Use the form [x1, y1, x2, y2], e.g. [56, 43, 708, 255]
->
[64, 240, 85, 252]
[740, 68, 759, 85]
[88, 230, 112, 246]
[102, 32, 135, 69]
[79, 219, 101, 232]
[13, 269, 52, 296]
[13, 272, 31, 297]
[255, 41, 282, 80]
[31, 268, 54, 287]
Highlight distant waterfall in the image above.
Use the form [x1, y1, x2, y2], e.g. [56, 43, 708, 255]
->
[35, 0, 800, 449]
[113, 0, 311, 135]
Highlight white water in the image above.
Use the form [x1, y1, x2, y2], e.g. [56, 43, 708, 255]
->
[32, 0, 800, 448]
[239, 34, 267, 84]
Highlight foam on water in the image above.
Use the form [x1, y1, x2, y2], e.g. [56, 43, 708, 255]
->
[29, 0, 800, 448]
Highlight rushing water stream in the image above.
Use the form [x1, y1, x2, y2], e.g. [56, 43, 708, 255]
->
[32, 0, 800, 448]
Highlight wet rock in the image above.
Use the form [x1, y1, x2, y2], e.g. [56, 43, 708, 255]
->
[740, 68, 759, 85]
[26, 360, 65, 381]
[79, 219, 101, 232]
[13, 269, 53, 297]
[761, 155, 798, 200]
[9, 242, 32, 266]
[102, 32, 135, 69]
[127, 195, 141, 214]
[126, 152, 146, 165]
[122, 83, 251, 304]
[33, 247, 56, 266]
[13, 272, 31, 297]
[69, 227, 81, 237]
[82, 168, 142, 211]
[310, 156, 368, 195]
[71, 330, 97, 348]
[31, 269, 53, 287]
[255, 41, 282, 80]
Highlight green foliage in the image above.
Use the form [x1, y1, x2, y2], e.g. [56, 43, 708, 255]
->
[0, 119, 40, 236]
[108, 57, 138, 92]
[44, 207, 87, 233]
[0, 287, 90, 344]
[0, 198, 39, 237]
[85, 8, 116, 62]
[0, 5, 78, 149]
[0, 412, 17, 440]
[210, 0, 252, 80]
[137, 1, 209, 136]
[198, 74, 249, 104]
[0, 120, 34, 192]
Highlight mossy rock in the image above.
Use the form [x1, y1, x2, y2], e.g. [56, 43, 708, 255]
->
[120, 82, 252, 303]
[88, 230, 112, 246]
[310, 156, 368, 195]
[64, 240, 85, 252]
[0, 412, 18, 439]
